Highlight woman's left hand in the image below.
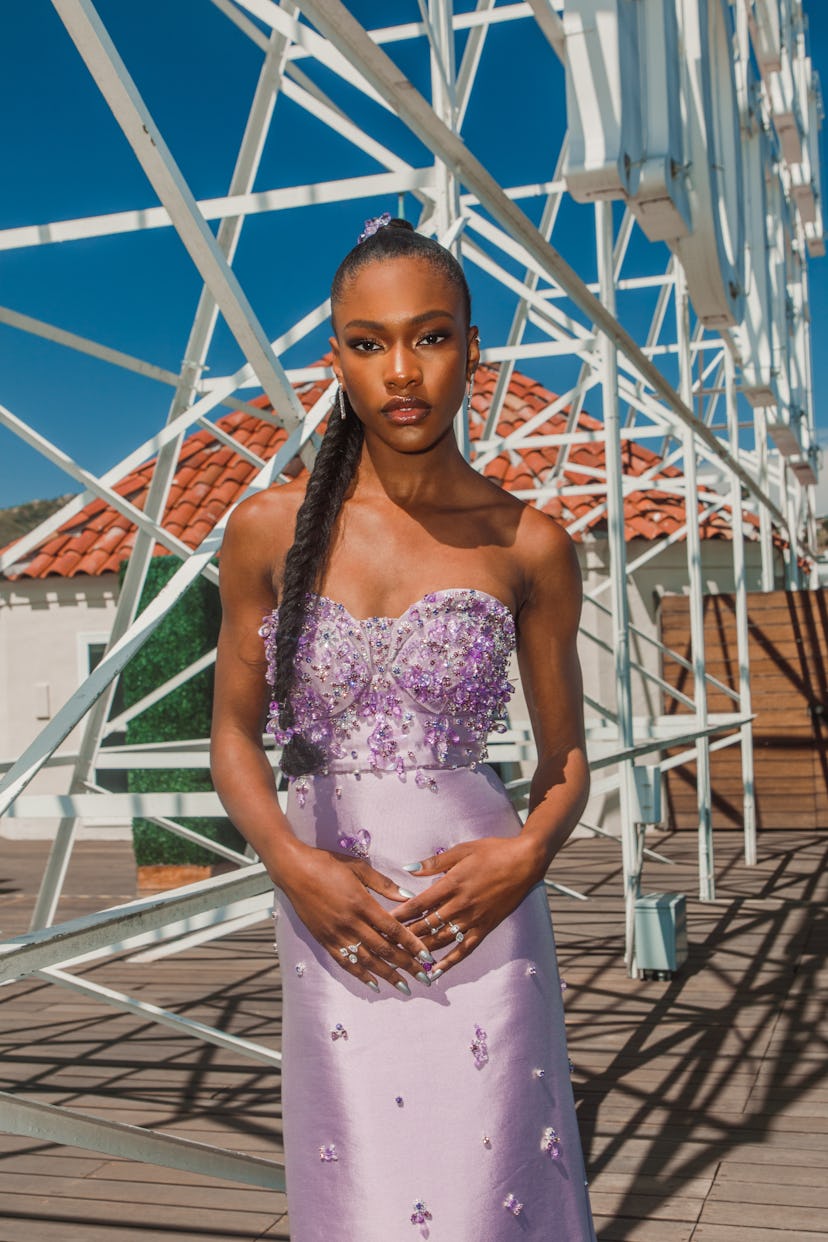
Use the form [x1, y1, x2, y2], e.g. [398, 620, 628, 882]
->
[392, 835, 546, 978]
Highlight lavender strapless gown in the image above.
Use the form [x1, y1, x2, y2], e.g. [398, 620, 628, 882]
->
[260, 589, 596, 1242]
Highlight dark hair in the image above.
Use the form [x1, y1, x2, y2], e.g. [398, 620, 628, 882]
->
[331, 217, 471, 326]
[272, 218, 472, 775]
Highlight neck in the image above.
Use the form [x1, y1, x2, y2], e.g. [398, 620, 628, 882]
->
[355, 427, 470, 506]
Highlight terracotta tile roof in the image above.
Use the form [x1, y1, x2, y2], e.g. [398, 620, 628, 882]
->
[2, 363, 754, 580]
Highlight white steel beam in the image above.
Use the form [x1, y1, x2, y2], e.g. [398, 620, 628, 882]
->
[725, 351, 757, 866]
[39, 967, 282, 1066]
[0, 1092, 284, 1190]
[676, 264, 715, 902]
[0, 866, 271, 981]
[596, 200, 640, 976]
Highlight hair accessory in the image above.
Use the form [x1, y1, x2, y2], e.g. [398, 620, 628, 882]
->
[338, 387, 348, 421]
[358, 211, 392, 243]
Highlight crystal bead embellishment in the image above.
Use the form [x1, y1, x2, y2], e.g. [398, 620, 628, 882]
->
[470, 1024, 489, 1068]
[503, 1193, 523, 1216]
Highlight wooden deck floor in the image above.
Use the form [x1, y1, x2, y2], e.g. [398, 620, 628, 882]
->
[1, 830, 827, 1241]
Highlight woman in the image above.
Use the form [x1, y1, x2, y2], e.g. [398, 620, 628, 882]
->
[211, 216, 596, 1240]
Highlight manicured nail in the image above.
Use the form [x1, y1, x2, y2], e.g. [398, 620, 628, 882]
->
[395, 980, 412, 996]
[430, 969, 443, 982]
[403, 861, 423, 873]
[416, 971, 432, 987]
[398, 886, 415, 899]
[366, 979, 380, 992]
[417, 949, 436, 964]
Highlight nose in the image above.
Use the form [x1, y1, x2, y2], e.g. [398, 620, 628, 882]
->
[385, 342, 421, 390]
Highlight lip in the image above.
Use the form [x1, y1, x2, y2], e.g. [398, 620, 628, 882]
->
[381, 396, 431, 425]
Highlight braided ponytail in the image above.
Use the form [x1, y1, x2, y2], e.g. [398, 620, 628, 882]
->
[273, 394, 363, 775]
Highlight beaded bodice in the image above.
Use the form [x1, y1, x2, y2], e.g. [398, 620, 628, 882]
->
[260, 588, 515, 782]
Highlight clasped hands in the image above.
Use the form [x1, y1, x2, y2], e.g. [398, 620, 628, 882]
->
[282, 835, 544, 994]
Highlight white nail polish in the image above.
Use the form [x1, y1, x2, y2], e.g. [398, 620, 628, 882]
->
[403, 862, 423, 873]
[395, 980, 411, 996]
[398, 886, 415, 899]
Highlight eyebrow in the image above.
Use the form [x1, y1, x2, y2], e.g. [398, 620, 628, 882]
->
[342, 309, 456, 331]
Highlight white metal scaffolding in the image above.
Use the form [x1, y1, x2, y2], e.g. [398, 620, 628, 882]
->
[0, 0, 823, 1193]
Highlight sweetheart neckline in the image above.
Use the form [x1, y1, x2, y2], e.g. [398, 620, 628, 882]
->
[307, 586, 515, 626]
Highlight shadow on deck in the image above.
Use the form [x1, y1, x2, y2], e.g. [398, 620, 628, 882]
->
[1, 831, 826, 1241]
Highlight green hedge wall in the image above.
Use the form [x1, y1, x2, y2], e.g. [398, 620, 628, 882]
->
[121, 556, 244, 866]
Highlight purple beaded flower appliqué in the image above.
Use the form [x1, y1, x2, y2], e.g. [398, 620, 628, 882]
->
[338, 829, 371, 858]
[319, 1144, 338, 1162]
[470, 1024, 488, 1069]
[330, 1023, 348, 1041]
[503, 1193, 523, 1216]
[410, 1199, 432, 1237]
[541, 1126, 561, 1159]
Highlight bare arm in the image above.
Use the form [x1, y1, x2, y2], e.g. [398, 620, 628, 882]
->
[513, 516, 590, 871]
[210, 490, 432, 991]
[210, 491, 302, 881]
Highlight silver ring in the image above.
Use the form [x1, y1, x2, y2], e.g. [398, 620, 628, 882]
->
[424, 911, 445, 933]
[338, 941, 361, 964]
[448, 921, 464, 943]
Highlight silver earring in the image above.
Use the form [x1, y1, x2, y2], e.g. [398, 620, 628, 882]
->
[338, 387, 347, 421]
[466, 371, 475, 406]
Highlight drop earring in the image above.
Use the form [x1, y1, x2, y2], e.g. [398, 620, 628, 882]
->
[338, 388, 348, 421]
[465, 370, 475, 407]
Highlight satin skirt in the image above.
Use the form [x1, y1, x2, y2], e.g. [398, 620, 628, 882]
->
[274, 765, 596, 1242]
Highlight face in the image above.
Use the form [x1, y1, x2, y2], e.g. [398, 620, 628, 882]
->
[330, 256, 479, 452]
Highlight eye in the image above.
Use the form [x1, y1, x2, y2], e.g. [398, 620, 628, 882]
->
[349, 338, 382, 353]
[418, 331, 449, 346]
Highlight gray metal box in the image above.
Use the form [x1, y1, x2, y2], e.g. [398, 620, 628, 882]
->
[635, 892, 687, 977]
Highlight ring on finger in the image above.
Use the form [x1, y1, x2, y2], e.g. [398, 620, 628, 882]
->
[448, 921, 464, 943]
[338, 941, 361, 964]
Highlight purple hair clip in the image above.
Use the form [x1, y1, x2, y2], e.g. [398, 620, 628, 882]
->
[358, 211, 392, 243]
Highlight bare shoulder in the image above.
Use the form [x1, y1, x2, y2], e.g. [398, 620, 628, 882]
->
[513, 504, 581, 608]
[221, 478, 307, 600]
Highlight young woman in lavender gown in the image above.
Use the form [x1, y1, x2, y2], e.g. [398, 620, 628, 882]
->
[211, 215, 597, 1241]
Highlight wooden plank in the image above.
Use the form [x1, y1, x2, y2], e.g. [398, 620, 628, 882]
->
[699, 1200, 828, 1232]
[692, 1228, 828, 1242]
[707, 1180, 828, 1208]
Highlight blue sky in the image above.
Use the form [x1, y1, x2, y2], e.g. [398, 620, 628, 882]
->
[0, 1, 826, 510]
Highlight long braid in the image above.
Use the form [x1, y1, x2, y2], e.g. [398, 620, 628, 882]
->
[274, 216, 471, 776]
[273, 395, 363, 775]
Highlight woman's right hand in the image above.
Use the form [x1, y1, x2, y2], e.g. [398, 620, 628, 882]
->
[278, 843, 435, 993]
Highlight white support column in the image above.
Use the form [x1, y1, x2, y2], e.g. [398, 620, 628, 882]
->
[725, 351, 757, 866]
[753, 406, 776, 591]
[676, 264, 715, 901]
[784, 461, 802, 590]
[596, 202, 641, 976]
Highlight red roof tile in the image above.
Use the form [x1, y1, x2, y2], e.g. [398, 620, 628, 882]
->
[2, 363, 758, 580]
